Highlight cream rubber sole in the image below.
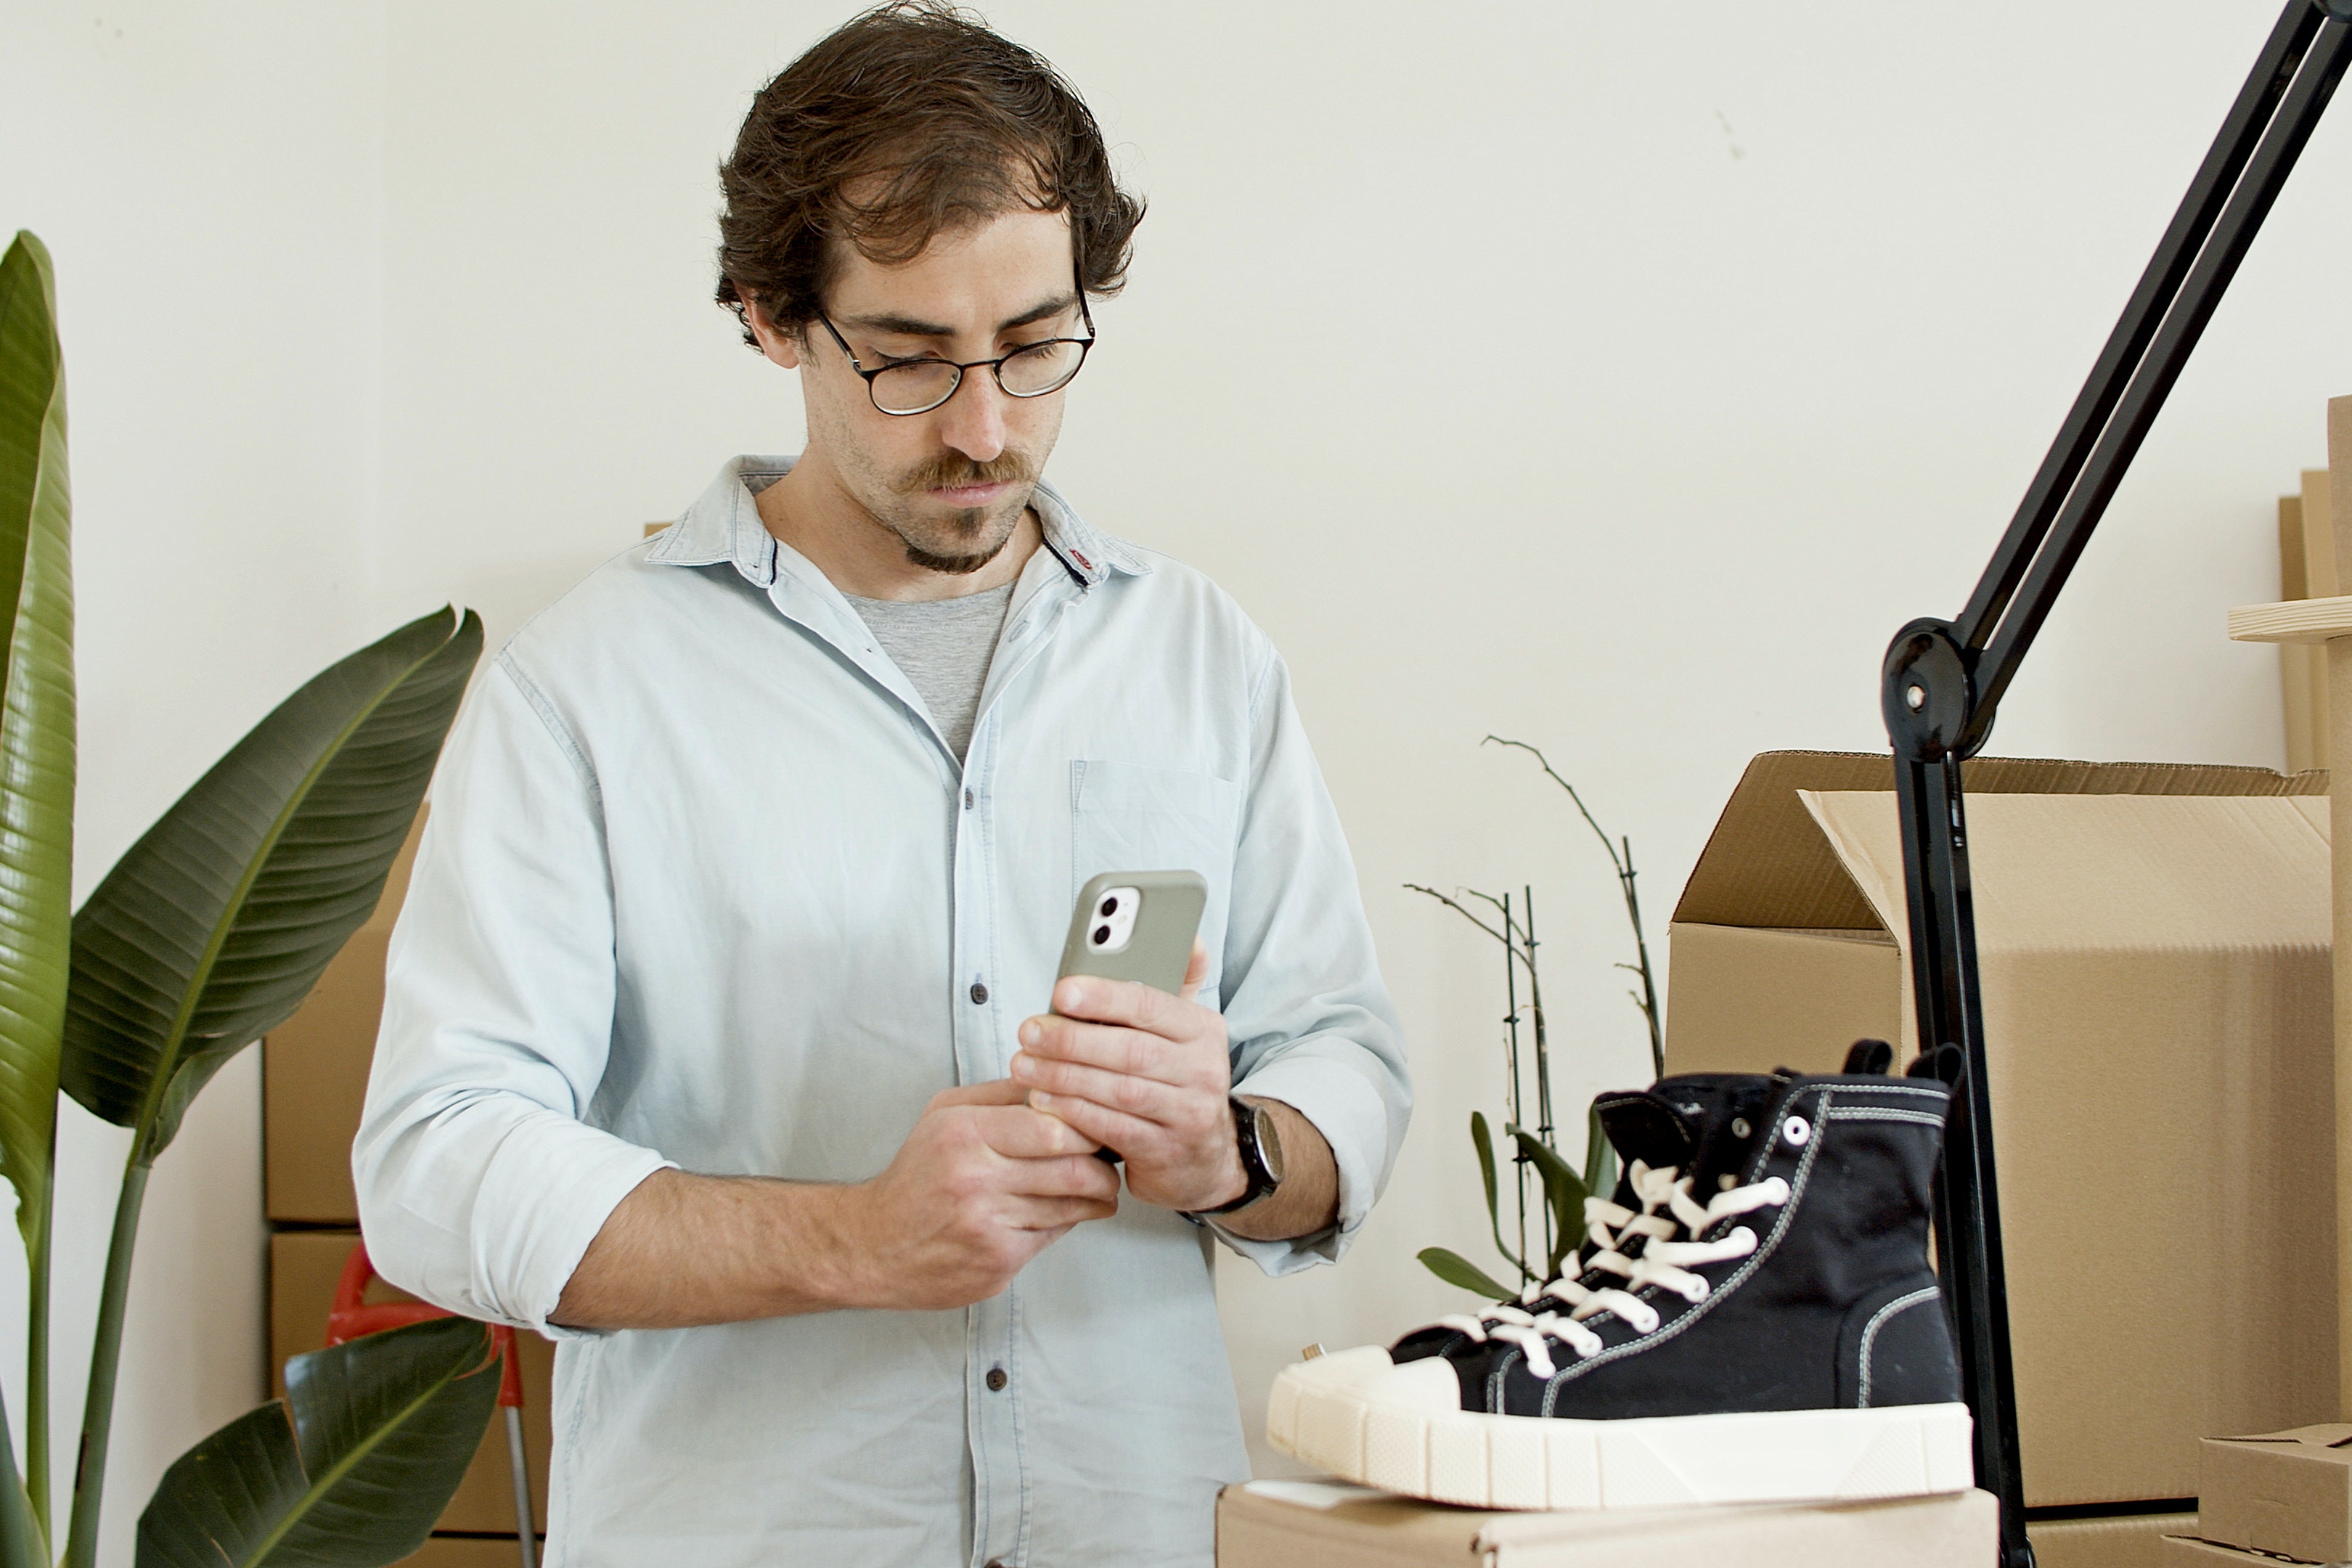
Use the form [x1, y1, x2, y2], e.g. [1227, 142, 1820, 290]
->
[1267, 1346, 1975, 1511]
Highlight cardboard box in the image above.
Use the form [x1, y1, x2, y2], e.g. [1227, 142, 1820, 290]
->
[2197, 1424, 2352, 1564]
[397, 1538, 536, 1568]
[2281, 492, 2324, 775]
[270, 1230, 552, 1535]
[2028, 1513, 2199, 1568]
[1213, 1481, 1998, 1567]
[1665, 752, 2336, 1507]
[264, 812, 425, 1222]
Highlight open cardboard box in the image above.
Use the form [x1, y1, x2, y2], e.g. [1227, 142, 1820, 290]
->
[1666, 752, 2335, 1508]
[1214, 1480, 1998, 1567]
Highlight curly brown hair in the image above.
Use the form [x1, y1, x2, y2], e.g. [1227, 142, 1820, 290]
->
[714, 1, 1144, 348]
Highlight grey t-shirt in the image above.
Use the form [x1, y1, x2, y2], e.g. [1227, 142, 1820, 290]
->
[843, 582, 1016, 761]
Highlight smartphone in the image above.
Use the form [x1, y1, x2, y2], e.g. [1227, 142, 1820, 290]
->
[1053, 871, 1207, 1164]
[1055, 870, 1207, 1000]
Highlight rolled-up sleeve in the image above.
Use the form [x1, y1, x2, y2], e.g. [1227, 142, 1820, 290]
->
[354, 653, 673, 1339]
[1212, 648, 1411, 1273]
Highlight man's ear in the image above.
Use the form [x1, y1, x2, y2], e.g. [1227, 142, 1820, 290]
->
[743, 293, 805, 371]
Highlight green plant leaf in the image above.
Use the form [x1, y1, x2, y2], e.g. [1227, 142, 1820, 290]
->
[1470, 1111, 1533, 1283]
[0, 232, 74, 1260]
[1469, 1111, 1498, 1229]
[1583, 1103, 1617, 1203]
[60, 605, 481, 1162]
[134, 1316, 500, 1568]
[1508, 1125, 1591, 1273]
[1417, 1246, 1513, 1301]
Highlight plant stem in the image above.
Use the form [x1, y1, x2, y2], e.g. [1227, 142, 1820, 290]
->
[1514, 890, 1556, 1267]
[1484, 736, 1665, 1082]
[1524, 886, 1555, 1150]
[1500, 892, 1527, 1273]
[63, 1158, 148, 1568]
[1621, 836, 1665, 1079]
[24, 1159, 49, 1541]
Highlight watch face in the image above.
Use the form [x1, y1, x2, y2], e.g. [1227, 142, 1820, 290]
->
[1253, 1103, 1286, 1184]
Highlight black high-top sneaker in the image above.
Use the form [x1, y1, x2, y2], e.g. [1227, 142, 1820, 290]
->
[1382, 1066, 1790, 1379]
[1269, 1055, 1970, 1510]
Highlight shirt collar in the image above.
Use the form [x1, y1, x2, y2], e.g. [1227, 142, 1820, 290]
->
[648, 454, 1150, 590]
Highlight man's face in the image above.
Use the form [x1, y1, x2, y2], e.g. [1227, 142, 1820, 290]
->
[756, 207, 1083, 575]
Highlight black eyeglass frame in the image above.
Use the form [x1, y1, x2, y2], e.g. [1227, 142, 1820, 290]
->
[814, 259, 1097, 417]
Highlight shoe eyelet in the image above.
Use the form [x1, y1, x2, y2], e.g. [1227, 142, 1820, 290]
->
[1717, 1172, 1737, 1191]
[1731, 1117, 1750, 1138]
[1781, 1114, 1811, 1148]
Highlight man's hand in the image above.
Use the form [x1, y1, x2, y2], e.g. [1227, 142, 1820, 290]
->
[830, 1078, 1121, 1310]
[1010, 944, 1250, 1213]
[551, 1078, 1119, 1329]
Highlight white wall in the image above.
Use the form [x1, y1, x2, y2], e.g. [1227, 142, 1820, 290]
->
[7, 1, 2350, 1553]
[0, 2, 388, 1557]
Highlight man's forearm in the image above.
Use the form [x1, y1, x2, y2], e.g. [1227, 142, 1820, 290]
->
[1217, 1098, 1339, 1242]
[552, 1169, 856, 1330]
[552, 1082, 1122, 1329]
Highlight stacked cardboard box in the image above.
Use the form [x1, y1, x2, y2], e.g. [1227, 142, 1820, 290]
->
[2279, 468, 2335, 775]
[1665, 751, 2335, 1561]
[2157, 1425, 2352, 1564]
[263, 810, 551, 1556]
[1213, 1480, 2000, 1566]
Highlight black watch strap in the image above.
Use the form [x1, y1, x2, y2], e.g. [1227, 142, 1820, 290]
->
[1191, 1096, 1280, 1217]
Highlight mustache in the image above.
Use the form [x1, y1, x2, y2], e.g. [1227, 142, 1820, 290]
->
[896, 451, 1034, 496]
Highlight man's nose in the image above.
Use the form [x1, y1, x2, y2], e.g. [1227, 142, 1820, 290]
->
[934, 368, 1008, 464]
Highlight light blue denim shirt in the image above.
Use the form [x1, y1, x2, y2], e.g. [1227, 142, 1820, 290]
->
[354, 457, 1412, 1568]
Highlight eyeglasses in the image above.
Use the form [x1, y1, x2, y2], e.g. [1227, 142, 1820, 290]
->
[814, 262, 1096, 417]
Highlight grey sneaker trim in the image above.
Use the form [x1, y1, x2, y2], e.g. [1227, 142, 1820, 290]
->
[1856, 1286, 1945, 1408]
[1826, 1106, 1948, 1128]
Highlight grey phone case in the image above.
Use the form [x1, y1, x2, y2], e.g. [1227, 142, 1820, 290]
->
[1055, 870, 1207, 1001]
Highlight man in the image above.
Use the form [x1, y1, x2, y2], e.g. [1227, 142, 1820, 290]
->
[354, 6, 1410, 1566]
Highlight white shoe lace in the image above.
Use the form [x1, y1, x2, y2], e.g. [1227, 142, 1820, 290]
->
[1433, 1160, 1792, 1380]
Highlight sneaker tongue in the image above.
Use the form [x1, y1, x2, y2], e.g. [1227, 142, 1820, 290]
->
[1594, 1086, 1707, 1172]
[1601, 1074, 1784, 1193]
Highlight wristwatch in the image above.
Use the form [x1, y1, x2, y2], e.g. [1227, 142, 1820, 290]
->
[1191, 1095, 1286, 1217]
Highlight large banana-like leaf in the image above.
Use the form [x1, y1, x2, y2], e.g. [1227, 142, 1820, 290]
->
[0, 232, 74, 1253]
[0, 1383, 38, 1568]
[60, 605, 481, 1161]
[134, 1316, 499, 1568]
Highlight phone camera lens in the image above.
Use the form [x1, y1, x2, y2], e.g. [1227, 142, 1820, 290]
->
[1093, 924, 1112, 944]
[1099, 897, 1118, 917]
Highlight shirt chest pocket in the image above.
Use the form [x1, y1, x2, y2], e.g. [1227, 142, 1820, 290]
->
[1070, 759, 1242, 992]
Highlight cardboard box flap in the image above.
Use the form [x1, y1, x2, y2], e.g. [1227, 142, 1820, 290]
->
[1798, 791, 2330, 952]
[2213, 1422, 2352, 1453]
[2200, 1423, 2352, 1561]
[1673, 750, 2326, 931]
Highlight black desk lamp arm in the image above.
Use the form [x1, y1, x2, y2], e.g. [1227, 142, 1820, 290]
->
[1877, 7, 2352, 1566]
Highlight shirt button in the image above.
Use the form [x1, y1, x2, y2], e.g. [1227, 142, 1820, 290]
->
[970, 981, 989, 1005]
[963, 788, 973, 809]
[986, 1367, 1008, 1392]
